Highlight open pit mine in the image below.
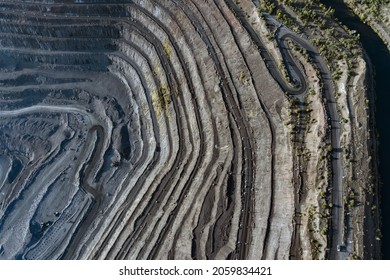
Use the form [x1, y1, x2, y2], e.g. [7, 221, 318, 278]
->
[0, 0, 380, 260]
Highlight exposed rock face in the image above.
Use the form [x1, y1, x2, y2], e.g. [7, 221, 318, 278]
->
[0, 0, 375, 260]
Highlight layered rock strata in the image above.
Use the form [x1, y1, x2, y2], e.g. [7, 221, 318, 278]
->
[0, 0, 374, 259]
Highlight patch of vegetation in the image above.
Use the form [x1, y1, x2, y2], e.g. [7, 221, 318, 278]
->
[152, 83, 171, 116]
[348, 0, 390, 19]
[238, 71, 250, 86]
[163, 40, 173, 59]
[307, 205, 324, 259]
[259, 0, 276, 14]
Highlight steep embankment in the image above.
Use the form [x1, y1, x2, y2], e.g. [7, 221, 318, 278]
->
[343, 0, 390, 51]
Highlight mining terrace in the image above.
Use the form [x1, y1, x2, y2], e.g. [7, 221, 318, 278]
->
[0, 0, 380, 260]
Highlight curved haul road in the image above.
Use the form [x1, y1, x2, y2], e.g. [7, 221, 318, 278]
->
[276, 27, 346, 260]
[227, 0, 346, 260]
